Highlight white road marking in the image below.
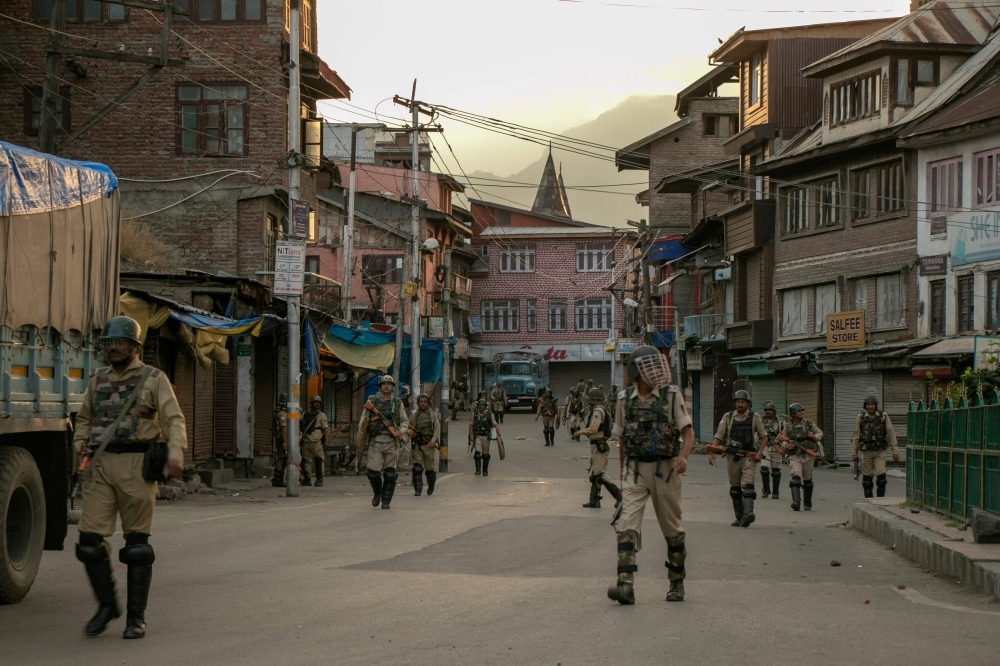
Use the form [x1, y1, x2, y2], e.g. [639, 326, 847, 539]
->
[433, 473, 463, 485]
[893, 586, 1000, 616]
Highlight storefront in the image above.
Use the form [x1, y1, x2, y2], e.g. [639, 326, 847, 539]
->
[474, 342, 616, 399]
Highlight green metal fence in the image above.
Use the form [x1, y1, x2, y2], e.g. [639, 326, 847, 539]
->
[907, 393, 1000, 520]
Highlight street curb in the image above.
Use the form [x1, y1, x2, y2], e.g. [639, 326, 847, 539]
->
[850, 500, 1000, 601]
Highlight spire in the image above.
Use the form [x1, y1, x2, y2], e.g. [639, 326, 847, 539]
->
[532, 146, 572, 219]
[557, 162, 572, 219]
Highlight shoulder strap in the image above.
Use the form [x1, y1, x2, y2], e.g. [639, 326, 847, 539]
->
[84, 366, 154, 480]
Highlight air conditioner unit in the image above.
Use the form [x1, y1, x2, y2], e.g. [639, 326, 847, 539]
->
[714, 267, 731, 281]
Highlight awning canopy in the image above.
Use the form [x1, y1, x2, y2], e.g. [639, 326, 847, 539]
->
[911, 337, 975, 359]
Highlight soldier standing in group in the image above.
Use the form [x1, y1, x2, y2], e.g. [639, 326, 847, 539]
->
[565, 388, 584, 440]
[358, 375, 409, 509]
[608, 346, 694, 605]
[73, 316, 187, 639]
[300, 396, 329, 487]
[490, 381, 508, 424]
[400, 384, 413, 412]
[778, 403, 823, 511]
[535, 388, 560, 446]
[408, 393, 440, 496]
[451, 374, 468, 420]
[470, 398, 499, 476]
[758, 400, 783, 500]
[852, 389, 899, 498]
[582, 379, 595, 408]
[578, 386, 622, 509]
[271, 393, 288, 487]
[709, 390, 767, 527]
[576, 378, 587, 396]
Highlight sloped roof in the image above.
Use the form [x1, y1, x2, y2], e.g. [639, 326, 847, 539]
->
[674, 65, 739, 117]
[532, 148, 572, 219]
[803, 1, 1000, 76]
[903, 69, 1000, 137]
[615, 117, 692, 171]
[711, 18, 900, 65]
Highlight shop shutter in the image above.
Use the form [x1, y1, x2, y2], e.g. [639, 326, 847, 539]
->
[699, 371, 715, 441]
[883, 371, 924, 461]
[834, 372, 882, 465]
[749, 375, 785, 417]
[746, 253, 761, 321]
[193, 361, 215, 461]
[253, 340, 276, 456]
[173, 354, 196, 468]
[336, 378, 352, 425]
[785, 371, 821, 450]
[323, 378, 336, 422]
[214, 361, 237, 457]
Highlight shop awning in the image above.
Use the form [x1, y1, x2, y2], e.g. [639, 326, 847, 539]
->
[767, 356, 804, 371]
[911, 337, 975, 359]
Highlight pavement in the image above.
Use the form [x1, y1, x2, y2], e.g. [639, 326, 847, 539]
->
[4, 410, 1000, 666]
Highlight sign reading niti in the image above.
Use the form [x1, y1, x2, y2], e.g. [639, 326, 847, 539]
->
[826, 311, 865, 349]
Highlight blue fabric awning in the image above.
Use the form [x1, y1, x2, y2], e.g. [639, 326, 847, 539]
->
[0, 141, 117, 215]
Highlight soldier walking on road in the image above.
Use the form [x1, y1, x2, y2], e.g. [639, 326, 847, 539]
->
[490, 382, 508, 424]
[409, 393, 440, 496]
[708, 390, 767, 528]
[759, 400, 783, 500]
[608, 346, 694, 605]
[578, 386, 621, 509]
[300, 396, 329, 487]
[565, 388, 584, 440]
[852, 389, 898, 498]
[451, 375, 468, 420]
[271, 393, 288, 487]
[778, 403, 823, 511]
[470, 398, 499, 476]
[535, 388, 560, 446]
[358, 375, 408, 509]
[74, 316, 187, 639]
[582, 378, 595, 408]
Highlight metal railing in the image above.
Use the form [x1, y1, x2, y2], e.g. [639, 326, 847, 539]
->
[907, 393, 1000, 520]
[683, 313, 731, 340]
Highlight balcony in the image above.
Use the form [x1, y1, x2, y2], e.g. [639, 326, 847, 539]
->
[301, 282, 343, 318]
[683, 313, 731, 341]
[723, 199, 775, 255]
[453, 274, 472, 295]
[725, 319, 772, 351]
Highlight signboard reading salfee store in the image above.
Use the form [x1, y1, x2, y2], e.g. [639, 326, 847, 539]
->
[826, 311, 865, 350]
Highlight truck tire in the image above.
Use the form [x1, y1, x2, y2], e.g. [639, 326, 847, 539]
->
[0, 447, 47, 604]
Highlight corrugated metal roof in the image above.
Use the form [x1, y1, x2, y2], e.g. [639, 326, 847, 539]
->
[905, 73, 1000, 136]
[911, 336, 976, 356]
[480, 226, 622, 237]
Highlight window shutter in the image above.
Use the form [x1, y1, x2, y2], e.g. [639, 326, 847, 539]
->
[824, 91, 829, 126]
[882, 68, 889, 109]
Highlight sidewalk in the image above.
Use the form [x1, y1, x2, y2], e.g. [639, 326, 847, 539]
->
[850, 498, 1000, 600]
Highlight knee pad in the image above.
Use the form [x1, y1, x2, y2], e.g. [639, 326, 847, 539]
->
[771, 468, 781, 480]
[474, 452, 482, 460]
[119, 541, 155, 566]
[729, 486, 742, 501]
[483, 454, 491, 461]
[412, 463, 424, 476]
[367, 468, 381, 482]
[862, 475, 874, 489]
[75, 532, 109, 564]
[803, 480, 814, 490]
[589, 473, 600, 484]
[876, 474, 887, 489]
[425, 469, 436, 478]
[741, 484, 757, 500]
[383, 467, 398, 483]
[790, 475, 802, 488]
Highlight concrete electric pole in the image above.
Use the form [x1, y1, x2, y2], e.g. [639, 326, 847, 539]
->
[285, 1, 302, 497]
[439, 250, 451, 473]
[410, 83, 422, 401]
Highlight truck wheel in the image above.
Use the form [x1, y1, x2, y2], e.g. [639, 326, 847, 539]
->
[0, 447, 46, 604]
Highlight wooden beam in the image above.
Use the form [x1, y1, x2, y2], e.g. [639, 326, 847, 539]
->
[46, 44, 184, 67]
[160, 0, 172, 66]
[102, 0, 190, 16]
[55, 65, 163, 152]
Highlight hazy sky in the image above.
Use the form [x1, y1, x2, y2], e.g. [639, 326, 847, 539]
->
[317, 0, 910, 177]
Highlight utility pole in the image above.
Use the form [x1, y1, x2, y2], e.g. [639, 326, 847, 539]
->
[343, 126, 358, 321]
[639, 219, 655, 346]
[38, 0, 65, 153]
[410, 83, 422, 400]
[393, 250, 409, 385]
[285, 1, 302, 497]
[439, 250, 452, 473]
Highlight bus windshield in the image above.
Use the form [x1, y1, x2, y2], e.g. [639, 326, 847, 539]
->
[498, 362, 531, 375]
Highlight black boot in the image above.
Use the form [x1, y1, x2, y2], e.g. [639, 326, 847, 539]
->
[876, 473, 887, 498]
[761, 466, 771, 498]
[425, 469, 437, 495]
[119, 536, 154, 640]
[790, 475, 802, 511]
[301, 474, 312, 487]
[412, 464, 424, 496]
[76, 534, 120, 637]
[482, 454, 491, 476]
[549, 428, 555, 446]
[583, 480, 601, 508]
[729, 486, 744, 526]
[601, 479, 623, 507]
[803, 480, 814, 510]
[862, 475, 874, 498]
[381, 468, 397, 509]
[770, 468, 781, 500]
[665, 533, 686, 602]
[367, 469, 383, 507]
[741, 485, 756, 527]
[271, 464, 286, 487]
[313, 457, 324, 487]
[474, 452, 482, 475]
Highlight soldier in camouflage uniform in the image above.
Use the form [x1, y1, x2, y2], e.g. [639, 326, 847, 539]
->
[758, 400, 783, 500]
[271, 393, 288, 487]
[535, 388, 560, 446]
[565, 388, 584, 440]
[490, 382, 508, 424]
[300, 396, 329, 487]
[778, 403, 823, 511]
[74, 316, 187, 639]
[578, 386, 622, 509]
[450, 375, 468, 420]
[470, 398, 498, 476]
[709, 390, 767, 527]
[851, 389, 898, 498]
[408, 393, 440, 496]
[582, 378, 595, 408]
[358, 375, 408, 509]
[608, 346, 694, 605]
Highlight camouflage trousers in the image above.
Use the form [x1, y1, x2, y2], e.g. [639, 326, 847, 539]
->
[301, 438, 324, 477]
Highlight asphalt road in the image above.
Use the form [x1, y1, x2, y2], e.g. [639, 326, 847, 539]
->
[4, 410, 999, 666]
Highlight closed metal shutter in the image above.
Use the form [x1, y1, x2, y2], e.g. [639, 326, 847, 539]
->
[834, 372, 882, 465]
[786, 371, 821, 428]
[214, 362, 237, 457]
[173, 354, 196, 468]
[193, 362, 216, 462]
[746, 253, 761, 321]
[323, 378, 336, 422]
[699, 371, 715, 442]
[253, 340, 275, 456]
[883, 371, 924, 461]
[750, 375, 785, 416]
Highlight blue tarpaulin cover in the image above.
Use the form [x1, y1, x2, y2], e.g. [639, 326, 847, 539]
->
[0, 141, 118, 215]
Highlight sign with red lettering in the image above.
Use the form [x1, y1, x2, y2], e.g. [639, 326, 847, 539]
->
[826, 311, 865, 350]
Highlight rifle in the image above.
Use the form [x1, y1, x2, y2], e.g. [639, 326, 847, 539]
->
[363, 400, 403, 440]
[70, 449, 93, 507]
[407, 423, 437, 449]
[706, 444, 753, 458]
[776, 434, 820, 458]
[853, 457, 861, 480]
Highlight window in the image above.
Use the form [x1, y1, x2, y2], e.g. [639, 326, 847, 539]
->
[189, 0, 262, 21]
[957, 275, 975, 332]
[499, 247, 535, 273]
[974, 147, 1000, 208]
[816, 178, 838, 227]
[495, 209, 511, 226]
[482, 300, 519, 332]
[988, 273, 1000, 330]
[749, 153, 763, 200]
[784, 186, 809, 233]
[930, 281, 946, 336]
[361, 255, 402, 285]
[527, 300, 537, 332]
[704, 115, 737, 138]
[830, 71, 881, 126]
[749, 53, 762, 106]
[853, 279, 868, 313]
[575, 298, 612, 331]
[548, 299, 567, 331]
[875, 274, 905, 329]
[479, 244, 489, 257]
[896, 57, 937, 106]
[814, 283, 837, 334]
[854, 161, 904, 220]
[577, 244, 611, 272]
[305, 255, 319, 285]
[896, 59, 911, 105]
[781, 288, 808, 337]
[23, 86, 70, 135]
[176, 84, 248, 156]
[36, 0, 127, 22]
[928, 157, 963, 216]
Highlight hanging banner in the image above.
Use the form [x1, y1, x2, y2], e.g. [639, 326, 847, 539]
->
[291, 199, 310, 238]
[274, 241, 306, 296]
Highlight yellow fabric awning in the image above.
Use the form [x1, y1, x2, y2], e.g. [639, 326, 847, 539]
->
[323, 333, 394, 372]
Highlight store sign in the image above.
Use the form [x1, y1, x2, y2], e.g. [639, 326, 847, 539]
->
[273, 240, 306, 296]
[482, 342, 612, 362]
[919, 254, 948, 276]
[616, 339, 639, 354]
[952, 209, 1000, 266]
[468, 344, 484, 359]
[468, 316, 483, 334]
[453, 338, 469, 359]
[685, 347, 703, 370]
[291, 199, 310, 238]
[826, 311, 865, 350]
[429, 317, 444, 338]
